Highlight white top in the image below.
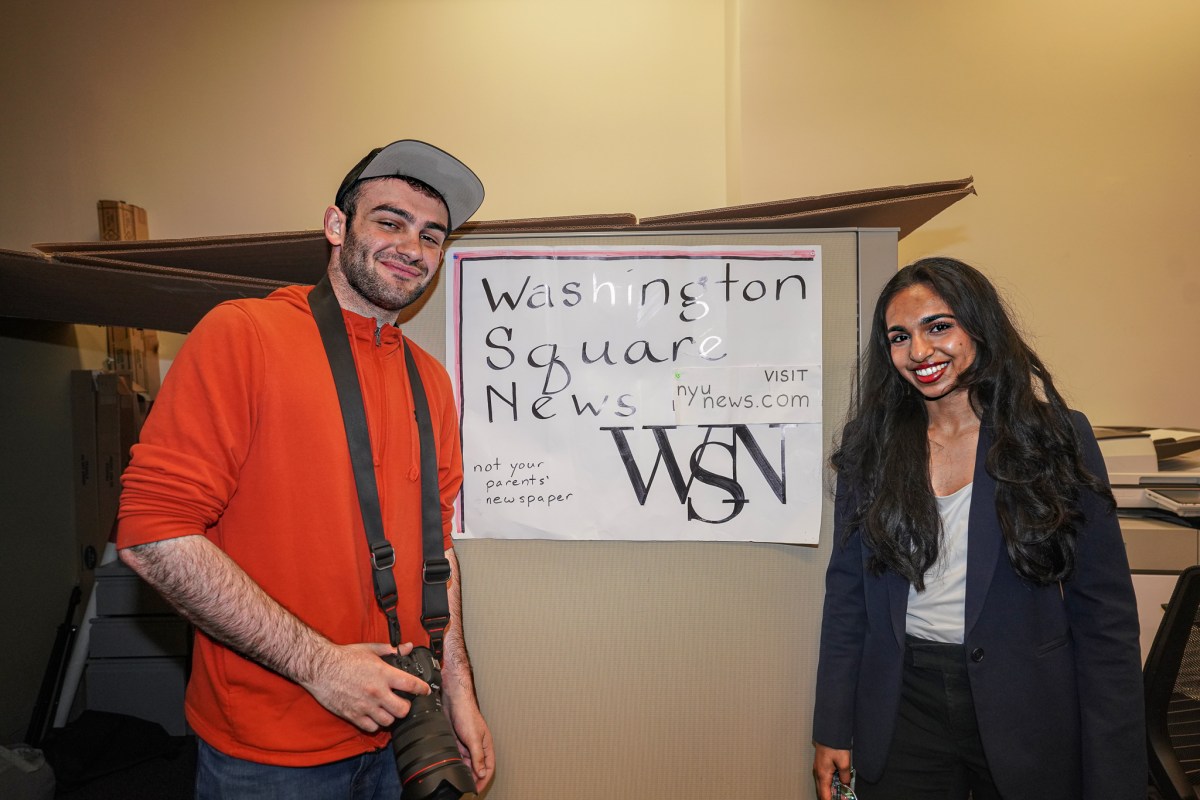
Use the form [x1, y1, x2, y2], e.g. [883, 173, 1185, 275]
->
[905, 482, 973, 644]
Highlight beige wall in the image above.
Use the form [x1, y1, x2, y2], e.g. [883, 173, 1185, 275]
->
[4, 1, 1195, 425]
[735, 0, 1200, 427]
[0, 0, 728, 245]
[1, 0, 1196, 793]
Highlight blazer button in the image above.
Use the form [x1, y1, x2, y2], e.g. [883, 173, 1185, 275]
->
[970, 648, 985, 662]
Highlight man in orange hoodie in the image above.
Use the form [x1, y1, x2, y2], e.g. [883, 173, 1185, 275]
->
[118, 140, 493, 798]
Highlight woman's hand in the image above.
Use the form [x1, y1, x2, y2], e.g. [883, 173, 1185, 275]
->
[813, 742, 853, 800]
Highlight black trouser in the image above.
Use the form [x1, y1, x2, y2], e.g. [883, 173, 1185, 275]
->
[857, 635, 1002, 800]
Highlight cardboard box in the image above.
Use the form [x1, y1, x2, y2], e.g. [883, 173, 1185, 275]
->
[96, 200, 134, 242]
[106, 326, 134, 382]
[141, 329, 161, 399]
[94, 372, 122, 552]
[96, 200, 148, 242]
[130, 204, 150, 240]
[107, 326, 160, 398]
[70, 371, 102, 598]
[94, 373, 137, 543]
[115, 376, 138, 478]
[130, 328, 146, 392]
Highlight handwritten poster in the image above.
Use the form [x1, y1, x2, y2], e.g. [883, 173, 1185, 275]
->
[445, 244, 823, 543]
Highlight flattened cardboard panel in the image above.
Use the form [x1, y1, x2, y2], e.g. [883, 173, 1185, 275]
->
[32, 216, 641, 286]
[0, 249, 281, 332]
[38, 233, 330, 286]
[456, 212, 639, 234]
[53, 252, 290, 285]
[639, 185, 976, 239]
[33, 229, 321, 255]
[9, 178, 974, 332]
[90, 238, 326, 284]
[31, 215, 641, 285]
[639, 176, 974, 225]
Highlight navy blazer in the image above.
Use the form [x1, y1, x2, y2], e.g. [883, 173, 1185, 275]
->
[813, 411, 1146, 798]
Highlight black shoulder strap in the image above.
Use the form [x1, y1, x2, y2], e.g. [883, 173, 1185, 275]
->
[404, 330, 452, 660]
[308, 276, 451, 658]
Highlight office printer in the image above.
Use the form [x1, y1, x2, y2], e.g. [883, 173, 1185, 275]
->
[1095, 427, 1200, 571]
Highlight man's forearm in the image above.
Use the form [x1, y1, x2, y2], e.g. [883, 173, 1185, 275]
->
[121, 535, 431, 731]
[440, 548, 478, 704]
[120, 535, 333, 684]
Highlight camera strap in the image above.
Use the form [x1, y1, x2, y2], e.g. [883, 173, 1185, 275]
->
[308, 275, 451, 659]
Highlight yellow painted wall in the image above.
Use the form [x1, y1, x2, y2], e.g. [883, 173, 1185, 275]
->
[5, 1, 1195, 427]
[2, 2, 1197, 794]
[735, 0, 1200, 427]
[0, 0, 727, 245]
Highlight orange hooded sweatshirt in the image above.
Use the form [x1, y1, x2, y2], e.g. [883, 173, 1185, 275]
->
[117, 284, 461, 766]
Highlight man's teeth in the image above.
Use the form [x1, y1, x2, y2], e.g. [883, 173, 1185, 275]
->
[916, 364, 946, 377]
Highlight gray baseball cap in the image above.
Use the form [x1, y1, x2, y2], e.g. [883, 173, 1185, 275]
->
[334, 139, 484, 230]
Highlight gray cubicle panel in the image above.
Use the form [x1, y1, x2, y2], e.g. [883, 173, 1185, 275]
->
[397, 228, 896, 800]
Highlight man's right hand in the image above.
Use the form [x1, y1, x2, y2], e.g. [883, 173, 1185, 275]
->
[812, 742, 853, 800]
[120, 537, 433, 734]
[301, 641, 432, 733]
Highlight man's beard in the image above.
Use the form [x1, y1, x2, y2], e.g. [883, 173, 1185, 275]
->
[338, 226, 431, 312]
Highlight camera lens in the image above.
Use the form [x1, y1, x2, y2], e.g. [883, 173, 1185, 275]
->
[388, 647, 478, 800]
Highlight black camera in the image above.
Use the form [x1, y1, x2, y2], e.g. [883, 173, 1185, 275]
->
[386, 647, 478, 800]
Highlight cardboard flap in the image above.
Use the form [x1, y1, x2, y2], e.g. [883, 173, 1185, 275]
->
[8, 177, 975, 332]
[640, 177, 973, 224]
[456, 212, 640, 234]
[35, 230, 330, 286]
[639, 179, 975, 238]
[638, 186, 977, 238]
[1, 248, 279, 333]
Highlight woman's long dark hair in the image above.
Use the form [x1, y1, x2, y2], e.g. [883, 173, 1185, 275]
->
[831, 257, 1113, 588]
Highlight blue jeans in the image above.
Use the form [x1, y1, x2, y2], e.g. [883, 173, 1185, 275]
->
[196, 738, 400, 800]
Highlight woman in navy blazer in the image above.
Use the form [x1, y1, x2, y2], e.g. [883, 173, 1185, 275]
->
[812, 258, 1144, 799]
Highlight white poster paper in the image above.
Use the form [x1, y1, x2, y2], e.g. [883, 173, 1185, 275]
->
[445, 244, 823, 543]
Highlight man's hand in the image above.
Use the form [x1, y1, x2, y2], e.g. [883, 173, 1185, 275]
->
[121, 537, 434, 733]
[445, 689, 495, 792]
[300, 641, 431, 733]
[439, 547, 494, 791]
[813, 742, 853, 800]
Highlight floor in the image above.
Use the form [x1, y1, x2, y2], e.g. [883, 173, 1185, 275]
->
[41, 736, 1165, 799]
[50, 735, 195, 799]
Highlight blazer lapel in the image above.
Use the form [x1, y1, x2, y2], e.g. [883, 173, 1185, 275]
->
[964, 424, 1001, 638]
